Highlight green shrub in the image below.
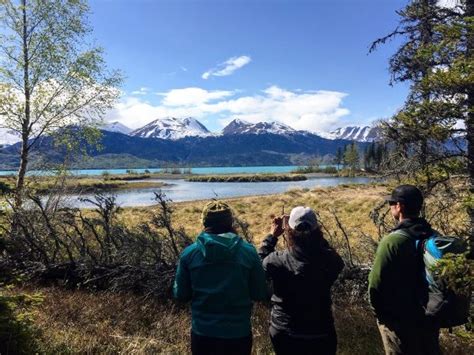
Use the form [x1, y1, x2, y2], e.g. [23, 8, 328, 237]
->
[0, 181, 12, 194]
[432, 252, 472, 297]
[101, 171, 111, 180]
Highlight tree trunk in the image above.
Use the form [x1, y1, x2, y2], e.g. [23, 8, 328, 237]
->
[419, 0, 435, 191]
[466, 0, 474, 248]
[15, 0, 30, 206]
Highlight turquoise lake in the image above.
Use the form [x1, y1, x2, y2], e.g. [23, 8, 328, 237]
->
[0, 165, 339, 176]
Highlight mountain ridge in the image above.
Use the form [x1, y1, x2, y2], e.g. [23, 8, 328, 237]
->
[0, 116, 384, 146]
[0, 128, 367, 169]
[130, 117, 211, 140]
[323, 125, 382, 142]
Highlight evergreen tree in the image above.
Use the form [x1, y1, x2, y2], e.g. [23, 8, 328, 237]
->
[371, 0, 474, 235]
[335, 147, 344, 170]
[344, 142, 360, 175]
[364, 142, 378, 171]
[375, 143, 386, 171]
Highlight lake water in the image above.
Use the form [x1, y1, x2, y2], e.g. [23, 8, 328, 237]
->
[0, 165, 314, 176]
[61, 176, 371, 208]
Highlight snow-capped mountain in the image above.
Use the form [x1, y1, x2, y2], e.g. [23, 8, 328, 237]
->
[130, 117, 211, 140]
[322, 126, 381, 142]
[222, 119, 296, 136]
[102, 121, 132, 135]
[0, 128, 21, 146]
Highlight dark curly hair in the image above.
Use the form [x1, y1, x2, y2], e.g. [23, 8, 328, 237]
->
[286, 225, 324, 251]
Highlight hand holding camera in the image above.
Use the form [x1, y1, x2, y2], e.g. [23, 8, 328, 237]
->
[270, 214, 289, 238]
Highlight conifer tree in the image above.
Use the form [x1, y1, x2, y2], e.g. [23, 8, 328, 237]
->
[344, 142, 360, 175]
[335, 147, 344, 170]
[372, 0, 474, 234]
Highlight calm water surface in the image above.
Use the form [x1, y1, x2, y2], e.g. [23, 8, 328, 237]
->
[0, 165, 312, 176]
[63, 176, 371, 208]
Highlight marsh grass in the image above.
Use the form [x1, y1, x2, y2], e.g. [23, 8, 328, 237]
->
[186, 174, 307, 183]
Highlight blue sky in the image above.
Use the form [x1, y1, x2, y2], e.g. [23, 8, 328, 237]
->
[91, 0, 413, 133]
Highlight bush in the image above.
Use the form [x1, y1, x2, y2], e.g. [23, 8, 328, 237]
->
[291, 166, 338, 174]
[0, 192, 193, 298]
[0, 181, 12, 194]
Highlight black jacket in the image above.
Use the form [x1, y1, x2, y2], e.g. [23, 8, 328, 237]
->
[258, 235, 344, 336]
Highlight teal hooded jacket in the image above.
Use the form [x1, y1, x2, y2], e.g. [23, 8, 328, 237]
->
[173, 232, 268, 338]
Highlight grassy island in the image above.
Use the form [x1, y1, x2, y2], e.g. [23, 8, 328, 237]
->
[0, 174, 167, 194]
[186, 174, 307, 183]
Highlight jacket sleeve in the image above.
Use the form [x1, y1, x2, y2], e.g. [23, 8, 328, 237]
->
[173, 253, 192, 302]
[249, 247, 270, 301]
[368, 235, 398, 317]
[258, 234, 278, 261]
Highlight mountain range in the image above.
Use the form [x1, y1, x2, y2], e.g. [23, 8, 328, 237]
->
[0, 117, 382, 169]
[0, 116, 382, 146]
[106, 117, 381, 142]
[0, 128, 371, 170]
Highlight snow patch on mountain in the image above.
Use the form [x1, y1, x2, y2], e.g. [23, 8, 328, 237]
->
[322, 125, 381, 142]
[130, 117, 211, 140]
[102, 121, 132, 135]
[222, 119, 296, 135]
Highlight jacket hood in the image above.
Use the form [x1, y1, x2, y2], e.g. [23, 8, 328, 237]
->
[196, 232, 242, 262]
[392, 217, 433, 240]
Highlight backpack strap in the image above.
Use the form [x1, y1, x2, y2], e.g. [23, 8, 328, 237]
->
[390, 229, 426, 254]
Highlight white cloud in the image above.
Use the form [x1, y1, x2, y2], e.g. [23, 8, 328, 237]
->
[131, 87, 150, 95]
[202, 55, 251, 80]
[159, 87, 235, 106]
[213, 87, 350, 132]
[106, 85, 350, 132]
[436, 0, 460, 9]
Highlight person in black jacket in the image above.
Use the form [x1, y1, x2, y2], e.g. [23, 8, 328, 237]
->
[258, 206, 344, 355]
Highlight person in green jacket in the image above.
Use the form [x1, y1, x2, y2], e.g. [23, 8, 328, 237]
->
[173, 201, 268, 355]
[368, 185, 441, 355]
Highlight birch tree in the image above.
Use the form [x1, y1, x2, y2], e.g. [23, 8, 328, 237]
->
[0, 0, 121, 201]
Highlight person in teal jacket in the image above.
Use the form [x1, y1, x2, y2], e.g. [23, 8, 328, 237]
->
[173, 200, 268, 355]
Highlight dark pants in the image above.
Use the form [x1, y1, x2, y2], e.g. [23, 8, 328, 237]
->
[269, 326, 337, 355]
[191, 331, 252, 355]
[377, 320, 441, 355]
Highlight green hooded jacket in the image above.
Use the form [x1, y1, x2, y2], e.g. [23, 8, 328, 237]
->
[173, 232, 268, 338]
[368, 218, 432, 324]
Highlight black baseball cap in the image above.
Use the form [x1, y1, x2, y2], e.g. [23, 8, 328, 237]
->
[385, 185, 423, 208]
